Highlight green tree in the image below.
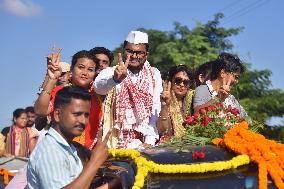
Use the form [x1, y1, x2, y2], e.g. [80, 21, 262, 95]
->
[113, 13, 284, 124]
[234, 66, 284, 122]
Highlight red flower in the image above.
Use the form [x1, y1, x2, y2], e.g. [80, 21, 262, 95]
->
[201, 116, 211, 126]
[206, 105, 215, 111]
[215, 103, 224, 109]
[199, 108, 206, 114]
[157, 136, 166, 145]
[228, 105, 239, 115]
[193, 112, 200, 118]
[192, 151, 206, 159]
[211, 105, 217, 111]
[185, 115, 194, 125]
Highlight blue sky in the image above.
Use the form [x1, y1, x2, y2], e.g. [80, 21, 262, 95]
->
[0, 0, 283, 128]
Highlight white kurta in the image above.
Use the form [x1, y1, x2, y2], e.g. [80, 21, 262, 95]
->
[94, 62, 162, 148]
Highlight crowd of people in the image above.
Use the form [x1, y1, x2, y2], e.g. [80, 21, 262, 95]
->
[0, 30, 247, 189]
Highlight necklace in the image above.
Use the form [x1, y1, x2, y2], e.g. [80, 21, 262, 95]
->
[205, 80, 218, 97]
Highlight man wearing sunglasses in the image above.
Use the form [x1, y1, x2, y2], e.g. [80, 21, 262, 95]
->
[94, 31, 162, 149]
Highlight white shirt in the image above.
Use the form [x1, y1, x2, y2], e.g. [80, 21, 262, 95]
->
[94, 63, 162, 147]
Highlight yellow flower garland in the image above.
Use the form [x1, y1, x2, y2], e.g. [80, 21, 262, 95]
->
[108, 148, 250, 189]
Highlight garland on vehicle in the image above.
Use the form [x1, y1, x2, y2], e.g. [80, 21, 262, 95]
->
[108, 148, 250, 189]
[213, 121, 284, 189]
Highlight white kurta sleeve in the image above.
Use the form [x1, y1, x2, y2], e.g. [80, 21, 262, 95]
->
[145, 68, 163, 145]
[94, 67, 117, 95]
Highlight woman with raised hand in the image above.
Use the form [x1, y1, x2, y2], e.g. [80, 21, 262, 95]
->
[193, 53, 247, 118]
[1, 108, 38, 157]
[34, 48, 102, 149]
[157, 65, 194, 137]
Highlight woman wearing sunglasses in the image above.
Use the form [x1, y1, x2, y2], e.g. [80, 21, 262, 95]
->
[193, 53, 247, 118]
[157, 65, 194, 137]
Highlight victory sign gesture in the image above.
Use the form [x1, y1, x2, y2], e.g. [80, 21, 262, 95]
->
[90, 129, 111, 166]
[160, 81, 171, 106]
[47, 47, 62, 80]
[113, 53, 130, 82]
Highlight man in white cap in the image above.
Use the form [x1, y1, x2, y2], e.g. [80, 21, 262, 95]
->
[94, 31, 162, 149]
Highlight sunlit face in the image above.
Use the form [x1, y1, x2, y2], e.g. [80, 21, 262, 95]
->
[14, 113, 27, 128]
[27, 112, 36, 127]
[95, 54, 110, 75]
[171, 71, 190, 98]
[221, 69, 241, 88]
[71, 58, 96, 89]
[124, 43, 147, 71]
[54, 98, 90, 140]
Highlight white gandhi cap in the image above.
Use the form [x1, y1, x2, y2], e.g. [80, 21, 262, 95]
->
[125, 31, 148, 44]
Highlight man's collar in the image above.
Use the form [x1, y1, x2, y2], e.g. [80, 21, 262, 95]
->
[47, 127, 70, 147]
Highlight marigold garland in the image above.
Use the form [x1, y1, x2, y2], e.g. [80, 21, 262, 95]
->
[0, 168, 16, 185]
[108, 148, 250, 189]
[213, 121, 284, 189]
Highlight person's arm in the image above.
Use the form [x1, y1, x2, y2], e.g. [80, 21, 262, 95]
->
[34, 49, 62, 116]
[156, 80, 173, 136]
[28, 128, 39, 154]
[94, 67, 118, 95]
[192, 85, 214, 113]
[34, 77, 57, 116]
[157, 103, 173, 136]
[145, 69, 164, 144]
[63, 131, 112, 189]
[94, 53, 130, 95]
[193, 80, 232, 113]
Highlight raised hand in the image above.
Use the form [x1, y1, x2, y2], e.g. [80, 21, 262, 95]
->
[218, 76, 232, 100]
[90, 129, 111, 167]
[160, 81, 171, 106]
[113, 53, 130, 82]
[47, 47, 62, 80]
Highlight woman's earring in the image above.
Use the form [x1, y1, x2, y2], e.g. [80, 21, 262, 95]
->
[69, 73, 72, 82]
[89, 81, 94, 92]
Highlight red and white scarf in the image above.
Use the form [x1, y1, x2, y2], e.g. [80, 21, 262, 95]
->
[116, 61, 155, 129]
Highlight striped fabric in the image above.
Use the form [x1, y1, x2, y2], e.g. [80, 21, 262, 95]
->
[26, 128, 83, 189]
[5, 125, 30, 157]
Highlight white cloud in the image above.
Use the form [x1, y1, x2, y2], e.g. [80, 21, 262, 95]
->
[1, 0, 41, 17]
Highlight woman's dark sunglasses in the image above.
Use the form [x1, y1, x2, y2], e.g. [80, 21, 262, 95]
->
[174, 77, 190, 87]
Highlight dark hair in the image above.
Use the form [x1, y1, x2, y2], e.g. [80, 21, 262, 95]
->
[71, 50, 96, 70]
[195, 61, 213, 86]
[211, 53, 245, 80]
[168, 65, 194, 88]
[54, 86, 91, 110]
[25, 106, 34, 114]
[123, 41, 149, 52]
[89, 47, 114, 65]
[13, 108, 26, 122]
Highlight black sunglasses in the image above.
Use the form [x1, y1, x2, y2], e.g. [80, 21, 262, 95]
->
[174, 77, 190, 87]
[125, 49, 147, 56]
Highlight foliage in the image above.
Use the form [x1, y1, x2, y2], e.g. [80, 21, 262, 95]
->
[233, 65, 284, 123]
[160, 101, 263, 151]
[112, 12, 284, 124]
[168, 101, 242, 146]
[261, 125, 284, 143]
